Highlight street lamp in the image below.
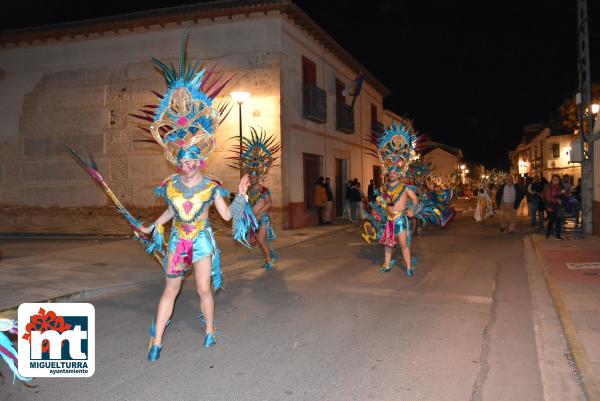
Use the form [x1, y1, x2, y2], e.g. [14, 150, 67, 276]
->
[592, 103, 599, 115]
[230, 91, 251, 178]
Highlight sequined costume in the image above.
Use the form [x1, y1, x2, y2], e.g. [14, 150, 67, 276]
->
[248, 185, 276, 243]
[154, 175, 230, 283]
[228, 127, 280, 268]
[362, 122, 420, 246]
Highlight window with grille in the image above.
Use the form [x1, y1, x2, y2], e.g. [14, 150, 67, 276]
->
[551, 143, 560, 159]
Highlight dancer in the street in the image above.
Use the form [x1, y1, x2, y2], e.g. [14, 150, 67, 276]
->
[362, 123, 420, 276]
[109, 32, 258, 361]
[474, 182, 493, 223]
[230, 127, 280, 269]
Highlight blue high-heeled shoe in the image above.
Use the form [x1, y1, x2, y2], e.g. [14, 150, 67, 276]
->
[147, 344, 162, 361]
[203, 332, 217, 348]
[262, 262, 273, 270]
[147, 317, 171, 362]
[269, 248, 278, 264]
[379, 259, 396, 273]
[405, 256, 417, 277]
[198, 314, 219, 348]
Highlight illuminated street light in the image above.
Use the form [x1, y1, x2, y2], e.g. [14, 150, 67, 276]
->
[592, 103, 600, 114]
[460, 164, 466, 170]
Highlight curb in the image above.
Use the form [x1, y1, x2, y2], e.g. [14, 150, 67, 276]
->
[0, 225, 350, 318]
[531, 234, 600, 401]
[0, 279, 158, 320]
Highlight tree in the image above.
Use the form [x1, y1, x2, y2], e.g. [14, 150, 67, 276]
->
[557, 83, 600, 134]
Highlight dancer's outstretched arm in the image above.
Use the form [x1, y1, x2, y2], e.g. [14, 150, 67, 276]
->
[140, 206, 174, 234]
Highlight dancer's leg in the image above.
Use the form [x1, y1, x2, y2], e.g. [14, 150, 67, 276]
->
[255, 225, 271, 263]
[398, 231, 412, 271]
[193, 256, 215, 336]
[153, 262, 183, 346]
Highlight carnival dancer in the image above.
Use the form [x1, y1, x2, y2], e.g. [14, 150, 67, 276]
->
[229, 127, 280, 269]
[362, 123, 421, 276]
[474, 183, 493, 222]
[72, 32, 257, 362]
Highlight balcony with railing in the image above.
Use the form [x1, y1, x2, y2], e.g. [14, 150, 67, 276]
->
[371, 120, 384, 135]
[336, 102, 354, 133]
[302, 84, 327, 123]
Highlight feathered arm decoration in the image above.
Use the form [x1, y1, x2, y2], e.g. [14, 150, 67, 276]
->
[229, 194, 258, 247]
[0, 319, 31, 383]
[66, 147, 165, 266]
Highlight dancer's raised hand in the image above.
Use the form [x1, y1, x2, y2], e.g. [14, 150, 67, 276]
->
[238, 174, 250, 195]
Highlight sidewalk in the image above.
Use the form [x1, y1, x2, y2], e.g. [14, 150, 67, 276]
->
[0, 221, 351, 318]
[531, 233, 600, 400]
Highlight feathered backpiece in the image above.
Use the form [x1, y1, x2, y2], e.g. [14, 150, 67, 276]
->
[227, 127, 280, 178]
[489, 169, 507, 186]
[406, 160, 432, 180]
[130, 30, 234, 165]
[376, 122, 419, 175]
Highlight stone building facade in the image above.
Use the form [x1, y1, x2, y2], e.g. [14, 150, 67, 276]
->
[0, 1, 389, 231]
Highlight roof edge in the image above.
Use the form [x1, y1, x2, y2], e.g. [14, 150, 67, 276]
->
[0, 0, 390, 96]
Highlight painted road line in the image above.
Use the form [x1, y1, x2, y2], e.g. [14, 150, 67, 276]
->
[566, 262, 600, 270]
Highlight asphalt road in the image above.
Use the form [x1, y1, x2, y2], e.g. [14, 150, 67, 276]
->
[2, 215, 545, 401]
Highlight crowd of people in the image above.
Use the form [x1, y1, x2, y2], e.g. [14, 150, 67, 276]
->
[473, 173, 581, 240]
[313, 177, 366, 225]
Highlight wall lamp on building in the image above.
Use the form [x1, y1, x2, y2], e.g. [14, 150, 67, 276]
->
[230, 91, 251, 178]
[518, 159, 528, 176]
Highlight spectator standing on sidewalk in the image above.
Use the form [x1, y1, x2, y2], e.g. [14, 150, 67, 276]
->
[573, 178, 582, 227]
[343, 180, 352, 220]
[368, 179, 376, 203]
[495, 174, 524, 234]
[526, 175, 545, 228]
[324, 177, 334, 225]
[544, 174, 565, 240]
[349, 182, 362, 222]
[314, 177, 327, 226]
[562, 174, 573, 195]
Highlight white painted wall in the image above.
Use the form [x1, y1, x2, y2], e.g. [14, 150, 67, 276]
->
[279, 16, 384, 205]
[422, 148, 459, 177]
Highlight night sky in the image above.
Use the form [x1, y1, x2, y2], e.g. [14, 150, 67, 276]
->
[4, 0, 600, 168]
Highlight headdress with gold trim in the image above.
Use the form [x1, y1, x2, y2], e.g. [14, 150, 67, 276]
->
[228, 127, 280, 178]
[375, 122, 419, 175]
[130, 31, 234, 165]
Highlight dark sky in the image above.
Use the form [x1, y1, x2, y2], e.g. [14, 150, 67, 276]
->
[4, 0, 600, 168]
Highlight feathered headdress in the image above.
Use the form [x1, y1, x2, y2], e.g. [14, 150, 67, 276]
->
[376, 122, 419, 175]
[130, 30, 234, 165]
[406, 160, 432, 180]
[228, 127, 280, 178]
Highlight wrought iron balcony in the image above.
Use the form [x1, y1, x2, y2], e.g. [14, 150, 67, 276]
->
[371, 120, 384, 135]
[302, 84, 327, 123]
[336, 102, 354, 133]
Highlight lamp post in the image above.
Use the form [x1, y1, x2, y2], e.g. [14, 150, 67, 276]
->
[230, 91, 251, 178]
